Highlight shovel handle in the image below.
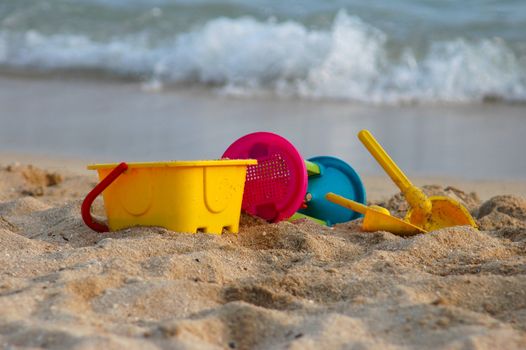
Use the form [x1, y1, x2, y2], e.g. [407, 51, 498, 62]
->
[358, 130, 432, 214]
[81, 162, 128, 233]
[326, 193, 368, 215]
[358, 130, 413, 192]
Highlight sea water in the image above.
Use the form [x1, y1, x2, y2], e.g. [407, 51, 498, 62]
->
[0, 0, 525, 104]
[1, 1, 525, 179]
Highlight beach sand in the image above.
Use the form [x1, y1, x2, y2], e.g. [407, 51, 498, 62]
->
[2, 0, 526, 345]
[0, 160, 525, 349]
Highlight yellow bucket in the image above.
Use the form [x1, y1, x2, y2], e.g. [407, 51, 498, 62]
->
[81, 160, 257, 234]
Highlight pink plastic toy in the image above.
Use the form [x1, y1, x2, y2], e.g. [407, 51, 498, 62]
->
[222, 132, 307, 222]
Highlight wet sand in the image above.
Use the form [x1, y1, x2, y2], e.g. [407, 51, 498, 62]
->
[1, 76, 526, 179]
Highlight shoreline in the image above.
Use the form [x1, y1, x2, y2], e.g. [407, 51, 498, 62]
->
[2, 69, 526, 107]
[1, 151, 525, 201]
[1, 75, 526, 181]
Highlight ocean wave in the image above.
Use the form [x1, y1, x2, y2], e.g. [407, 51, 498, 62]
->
[1, 11, 525, 104]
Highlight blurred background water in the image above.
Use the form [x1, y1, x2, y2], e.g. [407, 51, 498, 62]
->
[0, 1, 525, 180]
[1, 0, 525, 104]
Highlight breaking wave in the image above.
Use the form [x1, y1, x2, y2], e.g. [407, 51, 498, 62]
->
[1, 11, 525, 104]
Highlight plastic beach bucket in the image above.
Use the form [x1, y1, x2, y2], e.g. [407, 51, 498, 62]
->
[222, 132, 308, 222]
[81, 160, 257, 234]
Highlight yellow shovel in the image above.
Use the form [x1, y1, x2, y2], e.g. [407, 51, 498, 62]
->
[358, 130, 477, 231]
[326, 193, 426, 236]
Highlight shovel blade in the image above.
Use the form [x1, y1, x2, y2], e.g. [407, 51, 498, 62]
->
[406, 196, 477, 231]
[363, 210, 426, 236]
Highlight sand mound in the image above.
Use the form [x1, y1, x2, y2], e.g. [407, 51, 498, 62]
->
[0, 196, 52, 217]
[0, 163, 95, 204]
[477, 195, 526, 231]
[0, 164, 525, 349]
[1, 164, 62, 198]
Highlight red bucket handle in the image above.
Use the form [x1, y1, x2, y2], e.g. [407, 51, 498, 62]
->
[81, 162, 128, 232]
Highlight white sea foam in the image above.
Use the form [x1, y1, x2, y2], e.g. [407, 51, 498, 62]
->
[1, 11, 525, 104]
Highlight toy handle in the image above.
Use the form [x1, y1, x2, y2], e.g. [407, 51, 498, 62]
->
[81, 162, 128, 233]
[326, 193, 368, 215]
[358, 130, 414, 191]
[305, 160, 321, 176]
[358, 130, 432, 214]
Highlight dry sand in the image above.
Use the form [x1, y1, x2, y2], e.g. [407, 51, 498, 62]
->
[1, 161, 526, 349]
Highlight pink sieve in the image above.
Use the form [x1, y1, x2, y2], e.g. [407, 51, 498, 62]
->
[222, 132, 308, 222]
